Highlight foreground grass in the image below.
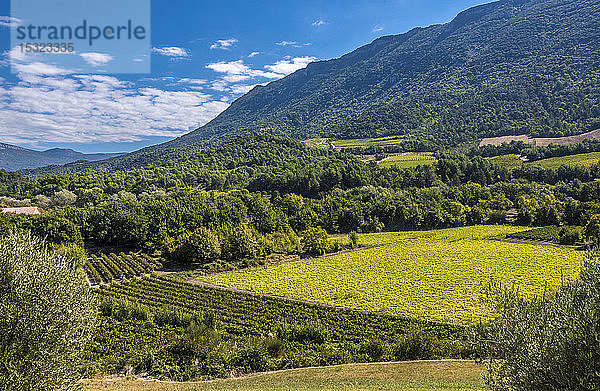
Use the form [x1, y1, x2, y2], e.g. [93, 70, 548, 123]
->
[200, 226, 583, 323]
[83, 360, 484, 391]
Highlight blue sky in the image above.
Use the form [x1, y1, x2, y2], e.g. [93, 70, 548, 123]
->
[0, 0, 488, 153]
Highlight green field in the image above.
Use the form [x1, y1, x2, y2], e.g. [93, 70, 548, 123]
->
[83, 360, 484, 391]
[331, 136, 404, 148]
[487, 154, 523, 168]
[198, 226, 583, 324]
[529, 152, 600, 169]
[378, 153, 437, 169]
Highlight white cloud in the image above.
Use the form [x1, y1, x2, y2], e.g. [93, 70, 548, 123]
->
[13, 62, 72, 76]
[275, 41, 312, 48]
[0, 71, 229, 147]
[210, 38, 238, 50]
[152, 46, 190, 57]
[0, 16, 21, 28]
[372, 26, 384, 32]
[265, 56, 316, 75]
[312, 19, 327, 26]
[80, 52, 113, 67]
[248, 51, 260, 58]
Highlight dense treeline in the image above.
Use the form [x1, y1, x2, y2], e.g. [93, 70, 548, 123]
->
[5, 134, 600, 262]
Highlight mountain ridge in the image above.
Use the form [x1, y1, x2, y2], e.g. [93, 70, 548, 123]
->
[22, 0, 600, 174]
[0, 142, 123, 171]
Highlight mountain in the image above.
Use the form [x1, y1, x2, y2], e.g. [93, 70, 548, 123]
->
[0, 143, 123, 171]
[25, 0, 600, 175]
[170, 0, 600, 148]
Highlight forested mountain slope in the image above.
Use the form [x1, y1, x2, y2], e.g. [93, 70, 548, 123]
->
[25, 0, 600, 174]
[171, 0, 600, 148]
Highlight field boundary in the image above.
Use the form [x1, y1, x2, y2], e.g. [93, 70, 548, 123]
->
[85, 359, 478, 384]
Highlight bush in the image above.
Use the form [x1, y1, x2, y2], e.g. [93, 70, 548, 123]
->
[559, 226, 582, 245]
[472, 252, 600, 390]
[0, 231, 97, 390]
[276, 322, 327, 344]
[393, 332, 439, 361]
[360, 338, 385, 361]
[300, 226, 330, 255]
[230, 344, 268, 373]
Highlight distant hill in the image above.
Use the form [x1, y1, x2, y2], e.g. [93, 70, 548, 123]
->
[0, 143, 123, 171]
[25, 0, 600, 174]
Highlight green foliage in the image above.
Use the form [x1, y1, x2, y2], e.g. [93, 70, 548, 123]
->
[0, 231, 97, 390]
[300, 226, 330, 255]
[164, 227, 221, 264]
[473, 252, 600, 390]
[584, 214, 600, 244]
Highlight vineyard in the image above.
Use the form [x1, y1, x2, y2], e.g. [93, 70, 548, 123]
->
[84, 252, 162, 285]
[377, 153, 437, 169]
[198, 226, 583, 324]
[95, 274, 460, 343]
[528, 151, 600, 169]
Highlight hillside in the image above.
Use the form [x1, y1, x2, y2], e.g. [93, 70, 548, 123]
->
[168, 0, 600, 148]
[0, 143, 122, 171]
[23, 0, 600, 175]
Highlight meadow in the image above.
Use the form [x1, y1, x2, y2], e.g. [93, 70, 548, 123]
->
[82, 360, 484, 391]
[378, 153, 437, 169]
[486, 154, 523, 168]
[198, 226, 583, 324]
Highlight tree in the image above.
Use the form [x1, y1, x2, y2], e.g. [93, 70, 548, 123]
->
[472, 252, 600, 390]
[0, 231, 97, 390]
[300, 226, 330, 255]
[166, 227, 221, 264]
[51, 189, 77, 207]
[584, 214, 600, 244]
[226, 224, 259, 260]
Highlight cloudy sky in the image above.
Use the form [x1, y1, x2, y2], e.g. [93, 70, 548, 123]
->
[0, 0, 487, 153]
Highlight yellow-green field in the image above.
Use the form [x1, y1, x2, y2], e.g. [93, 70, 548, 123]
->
[331, 136, 404, 148]
[487, 154, 523, 168]
[198, 226, 583, 324]
[83, 360, 484, 391]
[378, 153, 437, 169]
[528, 152, 600, 169]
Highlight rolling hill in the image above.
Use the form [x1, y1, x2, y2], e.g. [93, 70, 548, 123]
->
[0, 143, 122, 171]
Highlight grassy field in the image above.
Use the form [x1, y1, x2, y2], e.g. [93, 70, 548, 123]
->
[487, 154, 523, 168]
[331, 136, 404, 148]
[198, 226, 583, 324]
[83, 360, 484, 391]
[378, 153, 437, 169]
[528, 152, 600, 169]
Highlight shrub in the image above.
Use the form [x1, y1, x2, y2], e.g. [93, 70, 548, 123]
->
[559, 226, 582, 245]
[472, 252, 600, 390]
[0, 231, 97, 390]
[276, 322, 327, 344]
[360, 338, 385, 361]
[300, 226, 330, 255]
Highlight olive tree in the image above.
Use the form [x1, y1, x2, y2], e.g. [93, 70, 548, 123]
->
[0, 231, 97, 390]
[472, 251, 600, 390]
